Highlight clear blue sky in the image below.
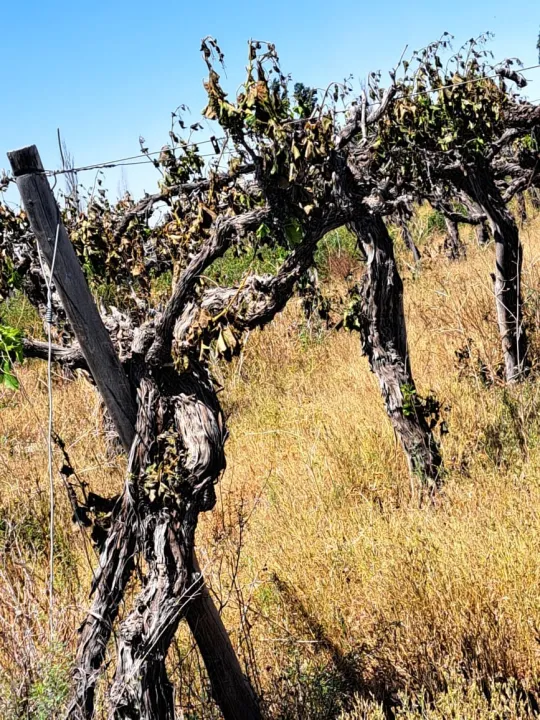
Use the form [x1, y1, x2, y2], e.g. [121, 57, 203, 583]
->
[1, 0, 539, 202]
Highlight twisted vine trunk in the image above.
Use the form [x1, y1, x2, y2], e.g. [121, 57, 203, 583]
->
[67, 490, 138, 719]
[109, 370, 225, 718]
[69, 364, 261, 720]
[351, 215, 442, 488]
[464, 166, 529, 382]
[109, 506, 189, 719]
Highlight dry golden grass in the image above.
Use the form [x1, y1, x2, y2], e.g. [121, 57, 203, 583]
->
[2, 204, 540, 717]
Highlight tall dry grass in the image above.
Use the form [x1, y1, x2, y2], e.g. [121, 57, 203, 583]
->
[2, 204, 540, 717]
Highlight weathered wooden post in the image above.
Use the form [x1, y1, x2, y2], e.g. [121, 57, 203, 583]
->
[7, 145, 137, 447]
[8, 145, 261, 720]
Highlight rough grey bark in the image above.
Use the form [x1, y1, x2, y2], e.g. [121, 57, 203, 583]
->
[464, 167, 529, 382]
[351, 214, 442, 488]
[104, 364, 240, 719]
[443, 216, 466, 260]
[67, 486, 138, 719]
[62, 352, 260, 720]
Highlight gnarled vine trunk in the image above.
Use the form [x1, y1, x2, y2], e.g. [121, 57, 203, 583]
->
[67, 489, 138, 719]
[351, 214, 442, 488]
[68, 363, 261, 720]
[108, 369, 225, 718]
[464, 166, 529, 382]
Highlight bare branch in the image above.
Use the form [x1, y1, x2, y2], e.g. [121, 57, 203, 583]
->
[175, 211, 352, 350]
[22, 338, 88, 370]
[496, 66, 528, 89]
[147, 206, 273, 365]
[336, 83, 397, 149]
[434, 203, 487, 225]
[366, 83, 398, 125]
[487, 128, 523, 159]
[503, 174, 534, 202]
[112, 165, 254, 242]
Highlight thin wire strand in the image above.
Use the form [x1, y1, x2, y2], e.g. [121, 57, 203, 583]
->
[398, 61, 540, 102]
[3, 63, 539, 184]
[35, 224, 61, 644]
[42, 139, 229, 177]
[39, 149, 234, 179]
[38, 62, 540, 175]
[319, 63, 540, 119]
[46, 228, 60, 643]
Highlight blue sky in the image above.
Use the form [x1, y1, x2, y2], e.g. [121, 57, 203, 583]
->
[1, 0, 539, 203]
